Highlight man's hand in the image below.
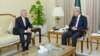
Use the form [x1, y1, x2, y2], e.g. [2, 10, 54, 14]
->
[25, 28, 32, 33]
[72, 27, 77, 31]
[27, 28, 32, 33]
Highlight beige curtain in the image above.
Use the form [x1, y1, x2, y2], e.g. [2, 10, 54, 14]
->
[87, 0, 100, 33]
[41, 0, 56, 29]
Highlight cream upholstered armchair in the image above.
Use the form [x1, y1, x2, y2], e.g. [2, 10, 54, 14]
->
[0, 14, 20, 54]
[64, 25, 89, 53]
[0, 14, 35, 55]
[67, 28, 89, 53]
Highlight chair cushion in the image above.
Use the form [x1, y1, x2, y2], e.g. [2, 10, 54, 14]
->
[7, 21, 15, 34]
[0, 15, 15, 34]
[0, 26, 4, 36]
[78, 36, 84, 40]
[0, 34, 19, 47]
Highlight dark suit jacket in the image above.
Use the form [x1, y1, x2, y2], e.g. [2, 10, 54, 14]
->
[13, 16, 32, 35]
[69, 15, 88, 32]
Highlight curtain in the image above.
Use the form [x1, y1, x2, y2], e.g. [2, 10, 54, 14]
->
[87, 0, 100, 33]
[41, 0, 56, 29]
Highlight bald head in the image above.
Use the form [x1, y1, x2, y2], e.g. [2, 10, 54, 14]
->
[73, 6, 80, 16]
[20, 9, 27, 17]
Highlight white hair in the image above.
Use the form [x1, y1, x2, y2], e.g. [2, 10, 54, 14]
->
[20, 9, 27, 13]
[74, 6, 80, 12]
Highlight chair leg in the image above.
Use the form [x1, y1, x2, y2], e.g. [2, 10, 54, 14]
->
[81, 41, 83, 53]
[17, 43, 20, 51]
[68, 38, 70, 46]
[90, 38, 92, 54]
[32, 38, 35, 46]
[87, 38, 89, 49]
[96, 40, 99, 50]
[0, 49, 1, 56]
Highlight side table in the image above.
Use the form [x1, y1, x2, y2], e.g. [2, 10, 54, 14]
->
[48, 30, 64, 44]
[32, 28, 41, 45]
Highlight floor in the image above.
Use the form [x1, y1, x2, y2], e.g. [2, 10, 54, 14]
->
[0, 35, 100, 56]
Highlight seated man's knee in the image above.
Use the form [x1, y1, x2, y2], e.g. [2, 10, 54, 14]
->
[26, 33, 32, 36]
[72, 35, 77, 40]
[19, 32, 24, 35]
[62, 32, 68, 37]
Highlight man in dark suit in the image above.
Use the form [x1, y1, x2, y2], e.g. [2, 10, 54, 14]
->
[13, 9, 32, 51]
[61, 7, 88, 47]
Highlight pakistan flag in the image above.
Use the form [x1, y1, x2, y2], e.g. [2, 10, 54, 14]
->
[75, 0, 82, 14]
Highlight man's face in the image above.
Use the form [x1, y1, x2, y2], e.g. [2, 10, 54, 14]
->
[21, 10, 27, 17]
[73, 9, 80, 16]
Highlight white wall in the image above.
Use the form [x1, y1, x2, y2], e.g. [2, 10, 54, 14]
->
[41, 0, 56, 29]
[0, 0, 87, 29]
[0, 0, 56, 30]
[0, 0, 36, 17]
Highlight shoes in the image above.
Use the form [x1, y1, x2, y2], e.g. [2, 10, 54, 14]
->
[26, 47, 29, 50]
[22, 47, 29, 52]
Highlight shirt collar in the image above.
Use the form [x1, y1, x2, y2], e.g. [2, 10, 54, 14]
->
[78, 14, 81, 18]
[21, 16, 25, 19]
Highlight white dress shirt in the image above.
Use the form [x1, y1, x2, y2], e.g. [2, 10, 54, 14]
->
[21, 16, 27, 34]
[21, 16, 26, 27]
[75, 15, 81, 27]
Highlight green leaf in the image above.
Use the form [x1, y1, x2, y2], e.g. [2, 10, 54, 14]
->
[36, 0, 41, 4]
[29, 0, 46, 26]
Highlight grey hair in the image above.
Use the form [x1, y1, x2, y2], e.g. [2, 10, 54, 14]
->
[20, 9, 27, 13]
[74, 6, 80, 12]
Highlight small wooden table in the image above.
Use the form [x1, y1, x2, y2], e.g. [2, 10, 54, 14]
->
[32, 28, 41, 45]
[60, 46, 76, 56]
[48, 30, 64, 44]
[90, 34, 100, 53]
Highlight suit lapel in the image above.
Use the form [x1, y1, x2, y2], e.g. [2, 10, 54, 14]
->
[77, 15, 82, 27]
[20, 16, 26, 27]
[73, 16, 77, 26]
[25, 17, 27, 27]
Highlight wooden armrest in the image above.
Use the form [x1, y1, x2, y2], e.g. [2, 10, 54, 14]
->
[82, 28, 89, 37]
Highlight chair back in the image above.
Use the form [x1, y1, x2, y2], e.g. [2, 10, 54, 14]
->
[0, 14, 16, 34]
